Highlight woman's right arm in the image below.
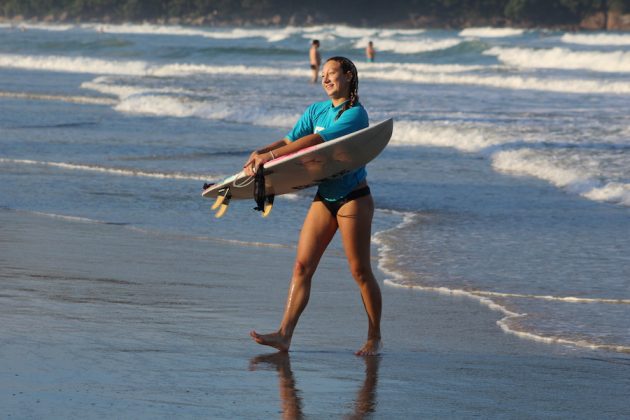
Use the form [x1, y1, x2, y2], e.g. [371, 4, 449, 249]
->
[243, 138, 291, 175]
[243, 133, 324, 176]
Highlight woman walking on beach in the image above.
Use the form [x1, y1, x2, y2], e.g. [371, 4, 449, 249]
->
[243, 56, 382, 356]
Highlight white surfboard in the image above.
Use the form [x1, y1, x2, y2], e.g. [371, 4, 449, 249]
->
[202, 118, 393, 217]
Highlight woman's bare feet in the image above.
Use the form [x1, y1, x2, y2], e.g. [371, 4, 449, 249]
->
[250, 330, 291, 352]
[355, 338, 381, 356]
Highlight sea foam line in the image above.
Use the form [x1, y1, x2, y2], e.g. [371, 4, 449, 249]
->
[0, 158, 218, 182]
[361, 66, 630, 94]
[561, 33, 630, 46]
[485, 46, 630, 73]
[3, 53, 630, 95]
[491, 149, 630, 207]
[459, 27, 525, 38]
[354, 37, 461, 54]
[374, 211, 630, 354]
[17, 209, 294, 249]
[0, 90, 116, 105]
[383, 276, 630, 353]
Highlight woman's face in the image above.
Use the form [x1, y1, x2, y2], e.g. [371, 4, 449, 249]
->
[321, 60, 351, 102]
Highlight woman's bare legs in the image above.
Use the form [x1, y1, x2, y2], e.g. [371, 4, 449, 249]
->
[250, 200, 337, 351]
[337, 194, 382, 355]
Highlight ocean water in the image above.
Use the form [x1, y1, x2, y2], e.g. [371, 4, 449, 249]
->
[1, 23, 628, 354]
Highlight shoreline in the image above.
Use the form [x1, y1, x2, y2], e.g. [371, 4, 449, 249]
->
[2, 208, 630, 417]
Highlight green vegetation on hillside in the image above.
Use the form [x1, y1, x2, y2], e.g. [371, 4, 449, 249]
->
[1, 0, 629, 27]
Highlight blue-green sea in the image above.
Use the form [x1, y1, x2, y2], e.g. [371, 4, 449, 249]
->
[1, 23, 629, 353]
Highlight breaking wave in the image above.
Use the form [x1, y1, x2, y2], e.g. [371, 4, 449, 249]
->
[485, 46, 630, 73]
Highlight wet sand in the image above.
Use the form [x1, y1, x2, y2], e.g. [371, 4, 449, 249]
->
[1, 209, 629, 418]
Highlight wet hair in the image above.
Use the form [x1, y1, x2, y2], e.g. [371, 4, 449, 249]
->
[312, 39, 320, 46]
[325, 56, 359, 120]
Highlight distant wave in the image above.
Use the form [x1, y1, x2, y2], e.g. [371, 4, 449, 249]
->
[0, 90, 115, 105]
[2, 22, 429, 43]
[81, 79, 196, 99]
[491, 149, 630, 207]
[83, 78, 300, 126]
[300, 25, 429, 44]
[460, 27, 525, 38]
[116, 93, 300, 127]
[360, 66, 630, 94]
[0, 53, 150, 76]
[390, 121, 630, 208]
[357, 61, 490, 74]
[561, 33, 630, 46]
[3, 53, 630, 95]
[354, 37, 461, 54]
[0, 158, 219, 181]
[485, 46, 630, 73]
[81, 23, 302, 42]
[0, 22, 74, 31]
[390, 120, 507, 152]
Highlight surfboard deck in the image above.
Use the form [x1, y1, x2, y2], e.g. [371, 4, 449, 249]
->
[202, 118, 393, 217]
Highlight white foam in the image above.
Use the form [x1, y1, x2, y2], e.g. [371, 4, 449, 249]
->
[152, 62, 308, 78]
[472, 290, 630, 305]
[383, 281, 630, 353]
[115, 94, 205, 118]
[582, 182, 630, 206]
[7, 23, 75, 31]
[485, 46, 630, 73]
[562, 33, 630, 46]
[4, 53, 630, 95]
[356, 61, 486, 74]
[378, 28, 427, 37]
[372, 210, 421, 285]
[0, 90, 116, 105]
[81, 77, 300, 126]
[81, 79, 194, 99]
[28, 211, 106, 224]
[0, 53, 150, 76]
[375, 209, 630, 353]
[390, 120, 507, 152]
[355, 38, 461, 54]
[360, 66, 630, 94]
[0, 158, 219, 181]
[491, 149, 630, 206]
[460, 27, 525, 38]
[81, 23, 299, 42]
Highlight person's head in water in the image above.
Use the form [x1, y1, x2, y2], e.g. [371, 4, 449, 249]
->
[321, 56, 359, 120]
[312, 39, 320, 47]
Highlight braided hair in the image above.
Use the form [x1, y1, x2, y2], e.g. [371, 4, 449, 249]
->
[326, 56, 359, 121]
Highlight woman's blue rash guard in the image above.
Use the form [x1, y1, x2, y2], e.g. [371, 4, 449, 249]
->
[285, 99, 369, 201]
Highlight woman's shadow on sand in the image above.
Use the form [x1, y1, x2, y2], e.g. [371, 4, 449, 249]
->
[249, 352, 380, 419]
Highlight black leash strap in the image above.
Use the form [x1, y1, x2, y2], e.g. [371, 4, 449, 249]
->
[253, 166, 266, 212]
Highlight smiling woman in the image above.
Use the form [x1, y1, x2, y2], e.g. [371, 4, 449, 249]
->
[243, 56, 382, 356]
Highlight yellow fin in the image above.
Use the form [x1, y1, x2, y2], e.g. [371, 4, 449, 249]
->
[215, 203, 229, 218]
[211, 194, 225, 210]
[262, 202, 273, 218]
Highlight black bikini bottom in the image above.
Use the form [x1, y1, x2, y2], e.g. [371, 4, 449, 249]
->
[314, 186, 371, 217]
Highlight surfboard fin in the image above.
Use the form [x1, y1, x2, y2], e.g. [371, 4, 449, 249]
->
[212, 188, 231, 218]
[214, 201, 229, 218]
[262, 195, 274, 218]
[212, 188, 230, 210]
